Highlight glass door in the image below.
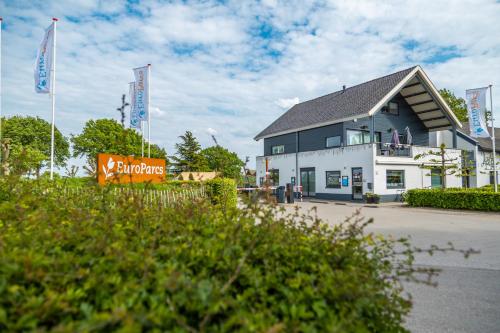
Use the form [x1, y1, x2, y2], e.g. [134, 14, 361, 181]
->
[300, 168, 316, 197]
[352, 167, 363, 200]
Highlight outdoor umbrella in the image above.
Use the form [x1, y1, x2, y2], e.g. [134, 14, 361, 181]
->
[390, 129, 400, 149]
[405, 126, 413, 145]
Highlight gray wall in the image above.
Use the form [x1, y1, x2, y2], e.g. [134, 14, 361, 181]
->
[298, 123, 343, 152]
[263, 133, 296, 155]
[343, 93, 429, 146]
[262, 93, 431, 155]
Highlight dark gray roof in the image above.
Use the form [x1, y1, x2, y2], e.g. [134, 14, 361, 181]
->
[255, 66, 417, 140]
[459, 122, 500, 152]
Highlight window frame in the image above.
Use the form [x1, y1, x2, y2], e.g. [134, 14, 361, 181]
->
[271, 145, 285, 155]
[325, 170, 342, 189]
[386, 169, 405, 189]
[346, 129, 382, 145]
[382, 102, 399, 116]
[325, 135, 341, 148]
[431, 168, 443, 188]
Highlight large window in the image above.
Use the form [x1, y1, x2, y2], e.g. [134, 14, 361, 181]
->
[431, 168, 443, 188]
[271, 145, 284, 155]
[326, 136, 341, 148]
[326, 171, 341, 188]
[346, 130, 381, 145]
[386, 170, 405, 189]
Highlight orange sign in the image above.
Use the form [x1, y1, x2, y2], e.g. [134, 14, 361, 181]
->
[97, 153, 166, 185]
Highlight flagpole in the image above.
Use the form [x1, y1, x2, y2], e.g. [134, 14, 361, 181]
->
[141, 121, 144, 157]
[490, 85, 497, 192]
[49, 18, 57, 180]
[147, 63, 151, 158]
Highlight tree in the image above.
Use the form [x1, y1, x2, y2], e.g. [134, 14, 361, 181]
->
[172, 131, 208, 171]
[414, 143, 474, 189]
[71, 119, 167, 172]
[1, 116, 70, 176]
[201, 145, 244, 179]
[439, 89, 468, 122]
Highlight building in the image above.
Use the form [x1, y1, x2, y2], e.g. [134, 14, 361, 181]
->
[254, 65, 492, 201]
[431, 123, 499, 188]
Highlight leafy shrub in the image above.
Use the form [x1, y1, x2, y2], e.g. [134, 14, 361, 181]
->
[405, 188, 500, 211]
[0, 178, 438, 332]
[205, 178, 237, 210]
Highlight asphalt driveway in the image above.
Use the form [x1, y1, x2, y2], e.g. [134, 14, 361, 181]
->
[283, 201, 500, 333]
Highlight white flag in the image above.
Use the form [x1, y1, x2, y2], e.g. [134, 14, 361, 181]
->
[466, 88, 490, 138]
[129, 82, 141, 129]
[34, 23, 54, 94]
[133, 66, 149, 121]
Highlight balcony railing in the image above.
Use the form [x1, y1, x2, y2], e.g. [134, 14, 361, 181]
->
[376, 143, 412, 157]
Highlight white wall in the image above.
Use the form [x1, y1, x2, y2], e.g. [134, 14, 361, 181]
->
[256, 144, 374, 196]
[297, 144, 374, 196]
[374, 146, 463, 195]
[475, 150, 500, 187]
[257, 144, 467, 199]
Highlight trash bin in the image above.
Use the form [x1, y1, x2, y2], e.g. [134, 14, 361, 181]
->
[286, 183, 294, 203]
[276, 186, 286, 203]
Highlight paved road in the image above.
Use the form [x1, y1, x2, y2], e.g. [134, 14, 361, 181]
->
[283, 201, 500, 333]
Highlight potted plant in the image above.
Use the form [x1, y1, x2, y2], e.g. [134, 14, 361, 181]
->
[364, 192, 380, 204]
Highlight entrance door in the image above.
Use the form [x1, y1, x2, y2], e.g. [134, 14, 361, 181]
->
[300, 168, 316, 197]
[352, 167, 363, 200]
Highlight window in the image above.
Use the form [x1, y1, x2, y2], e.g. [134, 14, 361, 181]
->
[382, 102, 399, 115]
[386, 170, 405, 189]
[269, 169, 279, 186]
[326, 136, 341, 148]
[271, 145, 284, 155]
[346, 130, 381, 145]
[431, 168, 443, 189]
[326, 171, 341, 188]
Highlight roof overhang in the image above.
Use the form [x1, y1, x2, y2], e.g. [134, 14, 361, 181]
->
[368, 66, 462, 132]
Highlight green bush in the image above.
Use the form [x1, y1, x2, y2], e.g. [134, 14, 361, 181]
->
[0, 179, 425, 332]
[205, 178, 237, 210]
[405, 188, 500, 211]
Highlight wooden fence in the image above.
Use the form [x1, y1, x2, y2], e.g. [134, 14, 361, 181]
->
[55, 186, 207, 208]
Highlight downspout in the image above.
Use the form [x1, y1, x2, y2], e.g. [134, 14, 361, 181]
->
[295, 131, 299, 188]
[452, 127, 458, 149]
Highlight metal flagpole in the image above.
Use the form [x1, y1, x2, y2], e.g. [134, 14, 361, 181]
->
[490, 85, 497, 192]
[49, 18, 57, 180]
[147, 63, 151, 158]
[141, 121, 144, 157]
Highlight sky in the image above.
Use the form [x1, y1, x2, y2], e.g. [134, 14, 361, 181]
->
[1, 0, 500, 173]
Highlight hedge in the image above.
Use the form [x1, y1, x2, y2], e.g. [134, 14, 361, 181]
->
[0, 178, 420, 331]
[205, 178, 238, 210]
[404, 188, 500, 211]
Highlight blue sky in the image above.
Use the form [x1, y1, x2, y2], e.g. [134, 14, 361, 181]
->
[1, 0, 499, 172]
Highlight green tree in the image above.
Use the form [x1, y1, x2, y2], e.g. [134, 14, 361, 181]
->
[71, 119, 167, 171]
[414, 143, 474, 189]
[172, 131, 208, 171]
[439, 88, 468, 122]
[201, 145, 244, 179]
[1, 116, 70, 176]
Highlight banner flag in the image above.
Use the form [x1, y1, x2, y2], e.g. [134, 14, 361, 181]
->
[34, 23, 54, 93]
[133, 66, 149, 121]
[129, 82, 141, 129]
[466, 87, 490, 138]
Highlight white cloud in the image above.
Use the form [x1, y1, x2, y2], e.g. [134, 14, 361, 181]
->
[275, 97, 300, 109]
[0, 0, 499, 173]
[206, 127, 218, 136]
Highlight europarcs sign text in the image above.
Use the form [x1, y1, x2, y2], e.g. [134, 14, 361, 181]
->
[97, 153, 166, 185]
